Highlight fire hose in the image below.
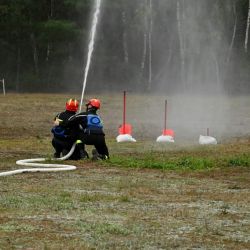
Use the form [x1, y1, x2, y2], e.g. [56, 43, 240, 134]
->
[0, 143, 77, 177]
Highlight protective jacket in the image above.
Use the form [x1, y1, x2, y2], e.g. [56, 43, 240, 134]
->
[64, 110, 105, 135]
[51, 110, 77, 140]
[61, 109, 109, 159]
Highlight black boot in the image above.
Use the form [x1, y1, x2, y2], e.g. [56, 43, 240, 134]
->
[79, 149, 89, 159]
[91, 149, 99, 160]
[92, 149, 109, 161]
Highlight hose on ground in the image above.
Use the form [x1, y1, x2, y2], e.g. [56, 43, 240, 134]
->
[0, 143, 77, 177]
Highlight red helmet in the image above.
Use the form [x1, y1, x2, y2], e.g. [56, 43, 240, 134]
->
[86, 98, 101, 109]
[66, 98, 79, 112]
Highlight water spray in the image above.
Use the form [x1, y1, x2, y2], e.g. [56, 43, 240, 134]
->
[79, 0, 102, 111]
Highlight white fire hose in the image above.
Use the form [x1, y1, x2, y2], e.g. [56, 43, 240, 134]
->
[0, 143, 77, 177]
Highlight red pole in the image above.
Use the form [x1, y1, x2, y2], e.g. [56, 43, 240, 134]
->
[123, 91, 126, 134]
[164, 99, 167, 131]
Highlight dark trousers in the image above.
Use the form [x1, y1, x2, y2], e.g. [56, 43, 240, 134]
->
[52, 137, 72, 152]
[78, 133, 109, 157]
[52, 137, 80, 160]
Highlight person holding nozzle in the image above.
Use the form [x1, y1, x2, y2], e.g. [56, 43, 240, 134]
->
[60, 98, 109, 160]
[51, 98, 84, 159]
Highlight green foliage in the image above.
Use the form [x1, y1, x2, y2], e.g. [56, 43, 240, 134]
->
[41, 20, 80, 42]
[103, 152, 249, 171]
[176, 157, 213, 170]
[228, 154, 250, 167]
[64, 0, 92, 9]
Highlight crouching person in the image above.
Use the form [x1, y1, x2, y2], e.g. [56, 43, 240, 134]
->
[60, 98, 109, 160]
[51, 98, 84, 159]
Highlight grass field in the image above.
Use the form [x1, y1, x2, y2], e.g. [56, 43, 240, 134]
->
[0, 93, 249, 249]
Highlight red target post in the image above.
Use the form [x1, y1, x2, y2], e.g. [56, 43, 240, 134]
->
[119, 91, 132, 135]
[162, 99, 174, 137]
[116, 91, 136, 142]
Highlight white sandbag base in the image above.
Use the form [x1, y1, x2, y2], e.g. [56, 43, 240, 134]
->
[116, 134, 136, 142]
[199, 135, 217, 145]
[156, 135, 175, 143]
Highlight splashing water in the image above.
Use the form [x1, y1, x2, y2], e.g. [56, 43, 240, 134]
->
[79, 0, 102, 111]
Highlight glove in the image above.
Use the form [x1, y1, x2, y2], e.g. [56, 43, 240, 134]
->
[54, 118, 62, 126]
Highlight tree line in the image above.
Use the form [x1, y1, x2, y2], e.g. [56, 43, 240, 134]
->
[0, 0, 250, 94]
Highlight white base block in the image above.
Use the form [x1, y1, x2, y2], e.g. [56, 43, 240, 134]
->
[199, 135, 217, 145]
[116, 134, 136, 142]
[156, 135, 175, 143]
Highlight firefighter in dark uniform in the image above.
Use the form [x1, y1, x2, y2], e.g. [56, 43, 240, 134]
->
[61, 98, 109, 160]
[51, 98, 84, 159]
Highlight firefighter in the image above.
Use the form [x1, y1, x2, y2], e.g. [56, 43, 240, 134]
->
[60, 98, 109, 160]
[51, 98, 85, 159]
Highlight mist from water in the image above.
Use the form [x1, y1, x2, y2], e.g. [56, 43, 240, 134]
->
[152, 0, 231, 140]
[85, 0, 250, 141]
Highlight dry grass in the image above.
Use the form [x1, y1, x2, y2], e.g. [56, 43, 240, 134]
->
[0, 93, 249, 249]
